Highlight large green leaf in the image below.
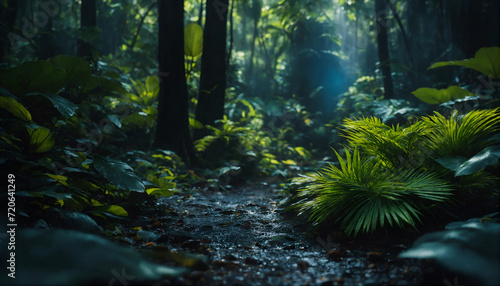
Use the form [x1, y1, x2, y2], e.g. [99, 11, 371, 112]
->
[435, 156, 468, 172]
[428, 46, 500, 79]
[399, 218, 500, 285]
[0, 228, 187, 285]
[184, 22, 203, 58]
[93, 156, 145, 192]
[0, 96, 32, 121]
[27, 93, 79, 118]
[26, 125, 55, 153]
[50, 55, 92, 88]
[0, 60, 66, 95]
[455, 145, 500, 176]
[412, 86, 474, 104]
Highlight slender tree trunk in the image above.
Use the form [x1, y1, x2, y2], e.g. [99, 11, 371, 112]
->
[155, 0, 196, 164]
[198, 0, 204, 26]
[375, 0, 394, 99]
[78, 0, 97, 59]
[226, 0, 234, 67]
[194, 0, 229, 139]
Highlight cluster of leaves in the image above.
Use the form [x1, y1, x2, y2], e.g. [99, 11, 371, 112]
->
[335, 76, 425, 126]
[412, 47, 500, 105]
[287, 106, 500, 236]
[0, 55, 175, 229]
[194, 95, 311, 178]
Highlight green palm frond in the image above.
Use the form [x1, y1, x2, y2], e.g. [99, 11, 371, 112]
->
[422, 108, 500, 157]
[341, 117, 431, 168]
[292, 148, 452, 236]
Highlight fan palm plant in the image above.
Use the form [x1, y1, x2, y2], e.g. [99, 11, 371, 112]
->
[341, 117, 433, 169]
[291, 149, 452, 236]
[421, 108, 500, 158]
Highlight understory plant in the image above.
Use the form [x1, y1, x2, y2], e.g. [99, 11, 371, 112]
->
[289, 107, 500, 236]
[292, 148, 452, 236]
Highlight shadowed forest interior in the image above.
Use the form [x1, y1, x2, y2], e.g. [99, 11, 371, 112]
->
[0, 0, 499, 285]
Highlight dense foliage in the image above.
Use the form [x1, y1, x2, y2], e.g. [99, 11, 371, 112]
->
[0, 0, 498, 284]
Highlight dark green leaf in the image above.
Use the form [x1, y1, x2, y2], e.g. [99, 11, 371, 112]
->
[27, 93, 79, 118]
[435, 156, 468, 172]
[50, 55, 92, 87]
[0, 60, 66, 95]
[0, 229, 187, 285]
[93, 156, 145, 192]
[399, 219, 500, 285]
[455, 145, 500, 176]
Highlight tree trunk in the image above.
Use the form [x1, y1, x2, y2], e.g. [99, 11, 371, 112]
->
[155, 0, 196, 164]
[226, 0, 234, 66]
[375, 0, 394, 99]
[194, 0, 229, 139]
[78, 0, 97, 59]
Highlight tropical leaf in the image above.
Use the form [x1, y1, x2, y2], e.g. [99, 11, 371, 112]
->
[0, 60, 66, 95]
[0, 95, 32, 121]
[50, 55, 92, 88]
[454, 145, 500, 176]
[26, 92, 79, 118]
[26, 125, 55, 153]
[1, 229, 186, 285]
[93, 155, 145, 192]
[412, 86, 474, 104]
[428, 46, 500, 79]
[184, 22, 203, 58]
[399, 217, 500, 285]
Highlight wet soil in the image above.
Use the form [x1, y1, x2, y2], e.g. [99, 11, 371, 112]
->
[148, 179, 425, 285]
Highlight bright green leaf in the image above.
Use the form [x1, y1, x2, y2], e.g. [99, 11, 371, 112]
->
[412, 86, 474, 104]
[428, 46, 500, 79]
[184, 22, 203, 57]
[0, 96, 32, 121]
[27, 126, 55, 153]
[189, 118, 204, 129]
[100, 205, 128, 217]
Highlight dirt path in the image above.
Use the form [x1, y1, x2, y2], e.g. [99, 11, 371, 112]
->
[152, 179, 424, 285]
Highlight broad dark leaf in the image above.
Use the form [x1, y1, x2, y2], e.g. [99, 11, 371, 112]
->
[93, 156, 145, 192]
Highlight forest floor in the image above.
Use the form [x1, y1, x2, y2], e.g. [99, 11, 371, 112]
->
[133, 177, 427, 286]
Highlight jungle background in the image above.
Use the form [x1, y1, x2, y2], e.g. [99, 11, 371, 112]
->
[0, 0, 499, 285]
